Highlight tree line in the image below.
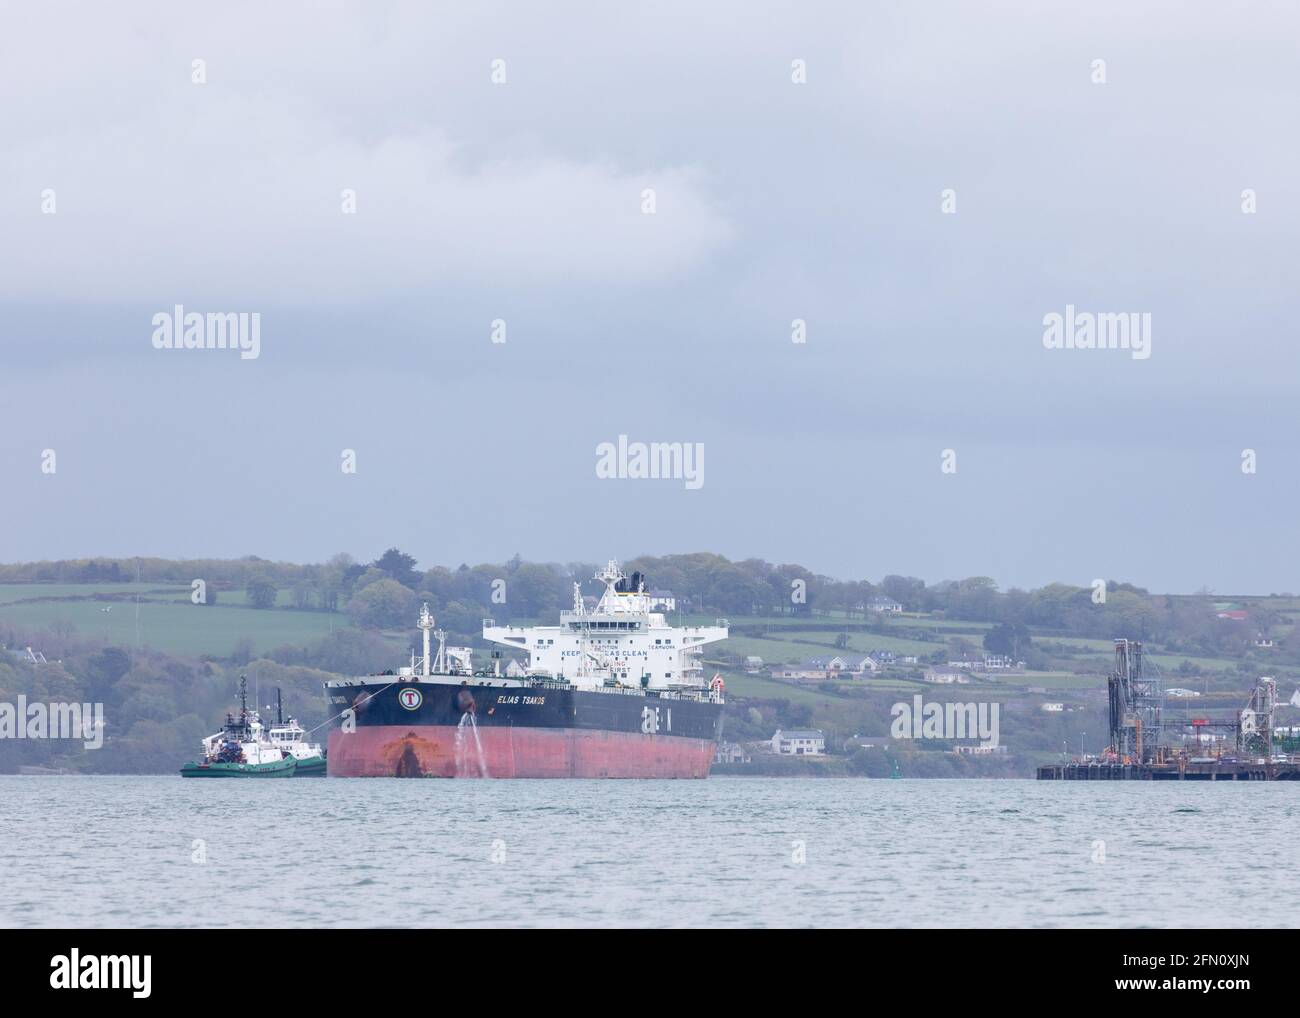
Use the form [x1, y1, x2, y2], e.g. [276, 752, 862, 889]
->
[0, 551, 1285, 659]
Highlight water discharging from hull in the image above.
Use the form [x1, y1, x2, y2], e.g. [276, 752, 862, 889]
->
[455, 712, 489, 778]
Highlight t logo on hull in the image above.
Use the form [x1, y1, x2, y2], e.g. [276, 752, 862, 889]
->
[398, 688, 423, 711]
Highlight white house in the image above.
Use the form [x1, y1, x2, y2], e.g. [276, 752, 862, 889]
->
[950, 656, 1023, 673]
[867, 597, 904, 613]
[771, 656, 846, 681]
[770, 662, 830, 681]
[771, 655, 877, 681]
[924, 668, 968, 685]
[1040, 702, 1065, 713]
[648, 590, 676, 612]
[744, 655, 764, 673]
[770, 729, 825, 756]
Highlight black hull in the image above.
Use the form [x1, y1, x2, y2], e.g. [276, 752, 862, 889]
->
[324, 677, 724, 778]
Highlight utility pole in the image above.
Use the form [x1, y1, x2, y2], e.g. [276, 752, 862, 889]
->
[134, 558, 141, 649]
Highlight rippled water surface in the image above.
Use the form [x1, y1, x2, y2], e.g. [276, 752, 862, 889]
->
[1, 776, 1293, 928]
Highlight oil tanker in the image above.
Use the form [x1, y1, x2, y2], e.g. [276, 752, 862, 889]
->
[324, 561, 728, 778]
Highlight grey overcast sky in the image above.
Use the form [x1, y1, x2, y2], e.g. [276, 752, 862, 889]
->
[2, 2, 1298, 592]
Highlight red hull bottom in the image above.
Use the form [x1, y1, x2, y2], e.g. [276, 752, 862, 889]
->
[327, 725, 715, 778]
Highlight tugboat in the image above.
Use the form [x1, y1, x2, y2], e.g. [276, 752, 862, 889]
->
[266, 688, 327, 776]
[180, 677, 297, 777]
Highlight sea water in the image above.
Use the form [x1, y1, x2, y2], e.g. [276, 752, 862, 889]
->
[0, 776, 1293, 928]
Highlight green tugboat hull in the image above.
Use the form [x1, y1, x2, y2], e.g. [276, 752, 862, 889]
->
[290, 754, 327, 777]
[180, 758, 297, 778]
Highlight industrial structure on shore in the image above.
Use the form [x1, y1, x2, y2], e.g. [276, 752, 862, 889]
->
[1038, 639, 1300, 780]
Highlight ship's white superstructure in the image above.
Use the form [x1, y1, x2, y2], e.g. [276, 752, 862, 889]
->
[482, 561, 727, 691]
[267, 715, 325, 763]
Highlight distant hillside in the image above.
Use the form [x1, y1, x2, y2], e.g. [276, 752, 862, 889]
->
[2, 550, 1296, 774]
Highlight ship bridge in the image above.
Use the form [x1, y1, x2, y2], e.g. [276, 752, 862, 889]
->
[482, 560, 727, 691]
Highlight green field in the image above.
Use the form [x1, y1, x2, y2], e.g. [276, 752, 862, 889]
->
[981, 670, 1101, 690]
[0, 581, 314, 610]
[718, 632, 939, 663]
[0, 582, 175, 603]
[721, 671, 853, 704]
[823, 677, 929, 693]
[0, 583, 1278, 691]
[1036, 637, 1241, 674]
[0, 591, 341, 657]
[889, 617, 994, 632]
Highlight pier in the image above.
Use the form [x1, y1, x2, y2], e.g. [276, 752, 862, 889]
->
[1037, 760, 1300, 781]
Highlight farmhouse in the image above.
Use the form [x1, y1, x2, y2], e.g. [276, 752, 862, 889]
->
[770, 660, 834, 681]
[770, 729, 825, 756]
[949, 656, 1024, 673]
[769, 655, 879, 681]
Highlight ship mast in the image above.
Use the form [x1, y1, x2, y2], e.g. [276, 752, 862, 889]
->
[418, 605, 434, 676]
[569, 582, 586, 680]
[418, 603, 434, 678]
[417, 602, 448, 676]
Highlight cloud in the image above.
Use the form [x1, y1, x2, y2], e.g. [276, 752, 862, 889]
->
[2, 112, 730, 304]
[0, 4, 733, 303]
[3, 1, 1300, 591]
